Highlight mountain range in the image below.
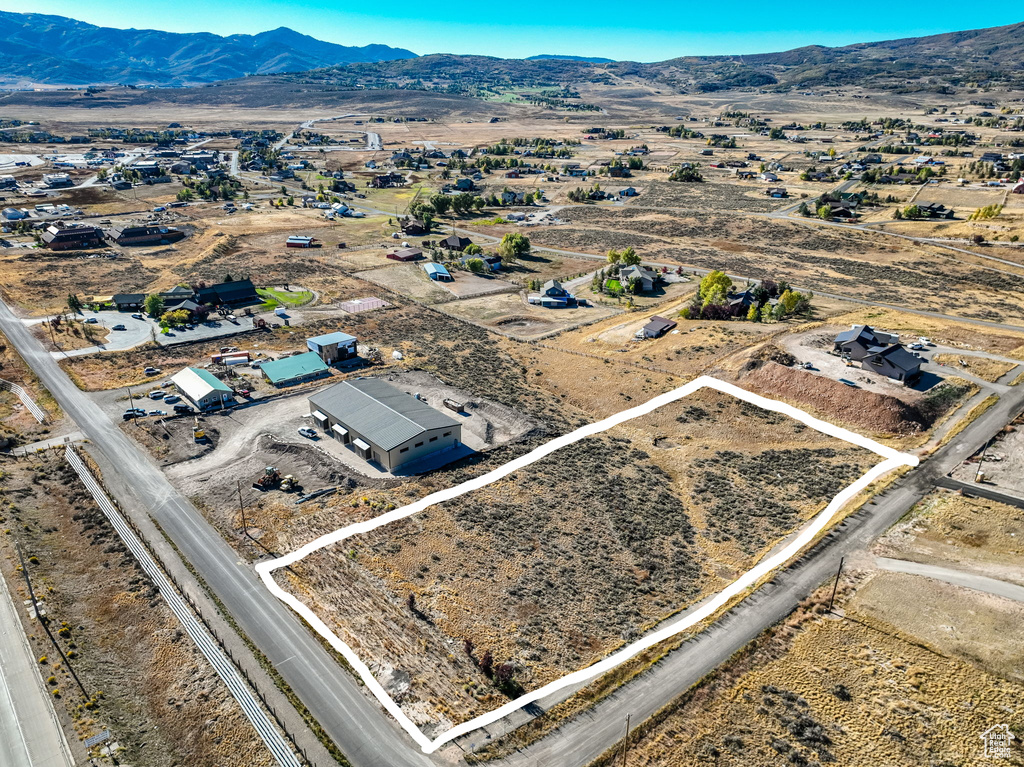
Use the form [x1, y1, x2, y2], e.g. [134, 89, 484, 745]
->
[0, 10, 1022, 94]
[0, 11, 417, 86]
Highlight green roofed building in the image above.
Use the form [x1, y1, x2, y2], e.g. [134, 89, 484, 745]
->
[261, 351, 330, 387]
[170, 366, 234, 411]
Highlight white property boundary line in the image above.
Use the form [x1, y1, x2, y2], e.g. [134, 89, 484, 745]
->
[255, 375, 918, 754]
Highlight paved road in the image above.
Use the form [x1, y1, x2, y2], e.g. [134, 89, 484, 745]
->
[5, 282, 1024, 767]
[936, 476, 1024, 510]
[0, 298, 433, 767]
[492, 377, 1024, 766]
[0, 563, 75, 767]
[876, 557, 1024, 604]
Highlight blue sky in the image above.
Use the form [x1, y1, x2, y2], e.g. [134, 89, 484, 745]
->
[2, 1, 1020, 61]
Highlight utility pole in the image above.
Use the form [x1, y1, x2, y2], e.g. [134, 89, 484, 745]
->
[828, 556, 844, 612]
[236, 480, 247, 535]
[126, 386, 138, 425]
[17, 542, 89, 699]
[620, 713, 631, 767]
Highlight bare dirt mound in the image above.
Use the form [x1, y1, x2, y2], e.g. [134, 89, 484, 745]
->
[741, 361, 926, 435]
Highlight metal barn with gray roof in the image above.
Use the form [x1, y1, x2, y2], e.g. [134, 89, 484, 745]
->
[308, 378, 461, 471]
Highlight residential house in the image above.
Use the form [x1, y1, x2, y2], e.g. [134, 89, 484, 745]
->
[608, 165, 631, 178]
[454, 178, 475, 191]
[765, 187, 788, 198]
[619, 187, 638, 197]
[1011, 178, 1024, 195]
[401, 218, 428, 236]
[372, 172, 406, 189]
[308, 378, 461, 472]
[640, 315, 677, 338]
[306, 331, 358, 363]
[915, 202, 955, 219]
[619, 264, 659, 292]
[112, 293, 145, 311]
[760, 172, 780, 183]
[501, 190, 526, 205]
[833, 325, 899, 360]
[41, 224, 103, 250]
[860, 344, 921, 383]
[106, 224, 184, 246]
[534, 279, 577, 308]
[194, 278, 260, 309]
[440, 234, 473, 252]
[726, 289, 758, 315]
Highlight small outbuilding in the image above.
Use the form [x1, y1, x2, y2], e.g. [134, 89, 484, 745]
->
[306, 331, 358, 363]
[422, 263, 453, 282]
[386, 247, 423, 262]
[640, 315, 677, 338]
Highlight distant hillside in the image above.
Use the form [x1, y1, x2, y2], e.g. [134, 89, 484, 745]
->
[526, 55, 615, 64]
[288, 20, 1024, 96]
[0, 11, 417, 86]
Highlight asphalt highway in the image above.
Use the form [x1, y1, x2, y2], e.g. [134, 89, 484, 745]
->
[0, 298, 434, 767]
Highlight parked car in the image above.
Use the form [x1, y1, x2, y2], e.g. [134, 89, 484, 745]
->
[84, 317, 98, 324]
[112, 324, 126, 331]
[297, 427, 318, 439]
[909, 343, 924, 350]
[236, 389, 251, 397]
[121, 407, 147, 420]
[143, 367, 161, 375]
[173, 404, 194, 414]
[164, 395, 181, 404]
[149, 409, 166, 416]
[131, 313, 144, 320]
[148, 390, 167, 400]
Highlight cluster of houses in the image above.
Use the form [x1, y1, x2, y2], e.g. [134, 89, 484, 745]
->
[112, 277, 261, 314]
[33, 221, 185, 250]
[832, 325, 921, 384]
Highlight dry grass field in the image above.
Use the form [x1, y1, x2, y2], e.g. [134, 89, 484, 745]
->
[594, 586, 1024, 767]
[0, 453, 274, 767]
[595, 487, 1024, 767]
[277, 387, 876, 730]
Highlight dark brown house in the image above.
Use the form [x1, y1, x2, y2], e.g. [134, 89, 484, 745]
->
[41, 225, 103, 251]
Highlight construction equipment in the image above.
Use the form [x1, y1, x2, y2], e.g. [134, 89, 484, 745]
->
[363, 346, 383, 365]
[192, 417, 206, 442]
[280, 474, 297, 492]
[253, 466, 281, 491]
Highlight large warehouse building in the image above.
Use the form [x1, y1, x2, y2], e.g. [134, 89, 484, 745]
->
[308, 378, 461, 472]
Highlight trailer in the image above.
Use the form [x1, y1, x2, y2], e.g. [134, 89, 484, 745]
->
[442, 397, 464, 413]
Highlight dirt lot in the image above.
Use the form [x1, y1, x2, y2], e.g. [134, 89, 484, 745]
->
[440, 291, 621, 339]
[354, 264, 453, 304]
[950, 413, 1024, 495]
[932, 352, 1017, 382]
[277, 387, 876, 731]
[874, 490, 1024, 588]
[0, 453, 273, 767]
